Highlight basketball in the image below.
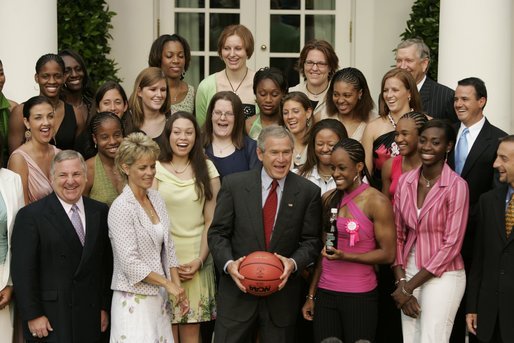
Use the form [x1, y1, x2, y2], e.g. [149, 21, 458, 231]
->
[239, 251, 284, 296]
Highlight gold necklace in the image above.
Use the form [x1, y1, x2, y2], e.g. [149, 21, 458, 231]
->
[225, 68, 248, 94]
[420, 170, 440, 188]
[170, 160, 190, 174]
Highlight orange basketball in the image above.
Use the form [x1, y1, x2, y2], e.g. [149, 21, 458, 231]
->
[239, 251, 284, 296]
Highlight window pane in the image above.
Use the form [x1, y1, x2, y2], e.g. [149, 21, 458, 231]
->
[305, 15, 335, 45]
[305, 0, 335, 10]
[209, 13, 240, 51]
[270, 15, 300, 53]
[209, 56, 225, 76]
[175, 13, 205, 51]
[210, 0, 240, 8]
[176, 0, 205, 8]
[270, 58, 299, 89]
[270, 0, 300, 10]
[184, 56, 204, 89]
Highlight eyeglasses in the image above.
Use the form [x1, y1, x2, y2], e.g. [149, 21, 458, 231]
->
[304, 60, 328, 69]
[212, 110, 235, 118]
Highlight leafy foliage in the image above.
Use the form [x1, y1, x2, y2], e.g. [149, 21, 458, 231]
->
[400, 0, 440, 80]
[57, 0, 121, 91]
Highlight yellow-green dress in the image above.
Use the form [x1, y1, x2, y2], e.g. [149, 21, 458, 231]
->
[155, 160, 218, 323]
[89, 155, 119, 206]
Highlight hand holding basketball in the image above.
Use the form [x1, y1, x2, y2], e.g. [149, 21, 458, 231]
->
[238, 251, 285, 296]
[227, 256, 247, 293]
[274, 253, 295, 290]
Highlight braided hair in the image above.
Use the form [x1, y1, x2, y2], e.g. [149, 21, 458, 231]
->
[86, 111, 124, 156]
[398, 111, 429, 134]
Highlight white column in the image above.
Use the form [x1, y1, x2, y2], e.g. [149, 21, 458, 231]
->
[0, 0, 57, 103]
[438, 0, 512, 133]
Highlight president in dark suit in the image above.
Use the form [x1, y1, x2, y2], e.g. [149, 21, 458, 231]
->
[11, 150, 112, 342]
[467, 135, 514, 343]
[396, 38, 457, 122]
[447, 77, 507, 343]
[208, 125, 322, 343]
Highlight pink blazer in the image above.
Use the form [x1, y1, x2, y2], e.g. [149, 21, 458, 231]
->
[393, 163, 469, 277]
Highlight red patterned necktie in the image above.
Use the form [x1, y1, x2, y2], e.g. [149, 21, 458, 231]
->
[263, 180, 278, 250]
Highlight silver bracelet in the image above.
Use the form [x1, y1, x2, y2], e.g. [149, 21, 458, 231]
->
[395, 277, 407, 286]
[401, 285, 413, 297]
[194, 257, 203, 269]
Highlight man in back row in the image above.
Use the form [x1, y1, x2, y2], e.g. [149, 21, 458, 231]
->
[395, 38, 458, 122]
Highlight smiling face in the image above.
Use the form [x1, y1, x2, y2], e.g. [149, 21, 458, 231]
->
[24, 103, 55, 144]
[161, 40, 186, 80]
[304, 49, 329, 88]
[257, 136, 293, 180]
[52, 158, 87, 204]
[255, 78, 283, 116]
[493, 140, 514, 187]
[35, 60, 65, 98]
[98, 89, 128, 117]
[315, 129, 340, 167]
[330, 147, 363, 192]
[138, 79, 167, 113]
[394, 117, 419, 156]
[454, 85, 485, 127]
[211, 99, 235, 139]
[93, 118, 123, 159]
[0, 62, 5, 92]
[62, 55, 84, 92]
[418, 127, 452, 168]
[169, 117, 196, 158]
[123, 154, 156, 191]
[382, 76, 411, 115]
[332, 80, 362, 116]
[395, 45, 428, 84]
[282, 99, 312, 135]
[221, 34, 248, 71]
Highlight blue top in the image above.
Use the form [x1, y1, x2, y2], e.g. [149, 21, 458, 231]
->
[205, 136, 261, 180]
[0, 193, 7, 264]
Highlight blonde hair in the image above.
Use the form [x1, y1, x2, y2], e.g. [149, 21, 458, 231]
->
[115, 132, 160, 180]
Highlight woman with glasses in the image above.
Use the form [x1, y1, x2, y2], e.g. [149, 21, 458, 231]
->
[289, 40, 339, 122]
[203, 91, 260, 180]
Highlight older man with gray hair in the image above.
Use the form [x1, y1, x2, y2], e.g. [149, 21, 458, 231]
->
[11, 150, 112, 342]
[395, 38, 457, 122]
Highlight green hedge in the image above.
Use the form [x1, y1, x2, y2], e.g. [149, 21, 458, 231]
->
[58, 0, 121, 91]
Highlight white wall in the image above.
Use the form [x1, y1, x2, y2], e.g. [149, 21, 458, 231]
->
[0, 0, 58, 103]
[354, 0, 415, 103]
[107, 0, 156, 97]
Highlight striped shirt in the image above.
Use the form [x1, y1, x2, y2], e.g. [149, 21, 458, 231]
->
[393, 163, 469, 277]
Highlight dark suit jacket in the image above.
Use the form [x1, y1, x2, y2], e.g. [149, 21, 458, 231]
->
[448, 119, 507, 262]
[208, 169, 322, 327]
[419, 77, 458, 122]
[11, 193, 112, 343]
[467, 185, 514, 342]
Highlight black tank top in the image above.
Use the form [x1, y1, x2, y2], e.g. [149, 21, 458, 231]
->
[53, 103, 77, 150]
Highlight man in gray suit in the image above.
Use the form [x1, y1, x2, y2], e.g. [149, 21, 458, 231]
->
[208, 126, 322, 343]
[395, 38, 457, 122]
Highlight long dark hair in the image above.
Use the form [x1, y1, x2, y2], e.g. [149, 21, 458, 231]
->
[299, 119, 348, 177]
[86, 111, 124, 157]
[202, 91, 246, 149]
[158, 112, 213, 201]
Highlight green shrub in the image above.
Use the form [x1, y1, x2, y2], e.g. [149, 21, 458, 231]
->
[400, 0, 440, 81]
[58, 0, 121, 91]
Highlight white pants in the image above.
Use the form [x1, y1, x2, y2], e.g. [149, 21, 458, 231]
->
[0, 264, 14, 343]
[401, 250, 466, 343]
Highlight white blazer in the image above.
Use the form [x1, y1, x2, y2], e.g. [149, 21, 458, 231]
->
[0, 168, 24, 289]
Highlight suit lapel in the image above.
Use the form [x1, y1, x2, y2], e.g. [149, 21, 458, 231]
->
[461, 120, 492, 177]
[244, 173, 265, 250]
[269, 173, 298, 251]
[75, 199, 101, 276]
[47, 193, 84, 253]
[419, 78, 432, 110]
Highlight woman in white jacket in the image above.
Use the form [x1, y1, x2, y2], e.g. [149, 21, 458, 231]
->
[0, 138, 25, 341]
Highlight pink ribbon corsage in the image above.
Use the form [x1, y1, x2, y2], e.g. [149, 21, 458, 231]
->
[345, 220, 360, 247]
